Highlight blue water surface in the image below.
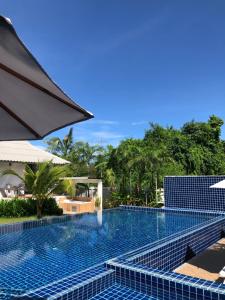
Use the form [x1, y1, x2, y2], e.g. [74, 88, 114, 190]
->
[0, 208, 214, 293]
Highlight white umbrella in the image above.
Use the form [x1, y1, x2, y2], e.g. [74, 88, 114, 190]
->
[210, 180, 225, 189]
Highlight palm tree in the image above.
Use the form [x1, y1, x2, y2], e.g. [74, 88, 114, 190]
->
[105, 168, 116, 191]
[3, 162, 66, 219]
[71, 142, 103, 176]
[46, 128, 74, 158]
[95, 145, 114, 178]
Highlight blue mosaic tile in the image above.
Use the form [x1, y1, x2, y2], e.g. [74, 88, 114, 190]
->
[90, 284, 156, 300]
[108, 261, 225, 300]
[130, 218, 225, 271]
[0, 208, 214, 295]
[2, 205, 225, 299]
[120, 204, 223, 216]
[104, 207, 225, 300]
[164, 175, 225, 211]
[24, 264, 113, 300]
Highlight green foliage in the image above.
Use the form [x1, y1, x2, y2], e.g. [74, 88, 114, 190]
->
[46, 128, 74, 158]
[64, 142, 104, 177]
[95, 197, 101, 208]
[0, 198, 62, 218]
[63, 179, 76, 198]
[3, 161, 66, 218]
[45, 116, 225, 207]
[41, 198, 63, 216]
[149, 201, 163, 208]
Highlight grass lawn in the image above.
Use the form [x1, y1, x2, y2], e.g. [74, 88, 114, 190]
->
[0, 216, 37, 224]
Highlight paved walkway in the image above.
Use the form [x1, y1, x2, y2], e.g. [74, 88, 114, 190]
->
[174, 238, 225, 282]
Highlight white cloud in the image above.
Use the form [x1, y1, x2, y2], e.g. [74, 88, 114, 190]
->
[88, 120, 119, 125]
[131, 121, 148, 126]
[92, 131, 124, 139]
[71, 127, 124, 146]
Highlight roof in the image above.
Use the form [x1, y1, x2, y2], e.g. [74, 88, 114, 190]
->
[0, 141, 70, 164]
[63, 177, 102, 183]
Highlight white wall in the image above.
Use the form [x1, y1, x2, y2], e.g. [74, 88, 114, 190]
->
[0, 162, 24, 189]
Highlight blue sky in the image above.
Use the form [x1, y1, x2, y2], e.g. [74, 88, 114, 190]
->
[2, 0, 225, 148]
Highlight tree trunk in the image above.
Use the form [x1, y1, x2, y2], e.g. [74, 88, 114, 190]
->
[129, 169, 132, 199]
[155, 176, 158, 204]
[36, 199, 43, 219]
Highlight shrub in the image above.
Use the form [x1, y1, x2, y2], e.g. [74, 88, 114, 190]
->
[149, 201, 164, 208]
[42, 198, 63, 216]
[95, 197, 101, 208]
[103, 192, 164, 209]
[0, 198, 63, 218]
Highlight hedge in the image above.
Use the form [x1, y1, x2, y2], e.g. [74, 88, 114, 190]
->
[0, 198, 63, 217]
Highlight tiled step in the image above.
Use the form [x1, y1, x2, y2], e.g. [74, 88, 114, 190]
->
[14, 265, 115, 300]
[90, 284, 156, 300]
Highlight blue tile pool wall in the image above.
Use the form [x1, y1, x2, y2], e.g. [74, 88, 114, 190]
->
[6, 266, 115, 300]
[56, 269, 115, 300]
[114, 266, 201, 300]
[164, 176, 225, 211]
[22, 265, 113, 300]
[2, 207, 217, 296]
[90, 284, 157, 300]
[108, 262, 225, 300]
[20, 207, 225, 299]
[120, 204, 222, 216]
[105, 206, 225, 299]
[3, 206, 225, 300]
[130, 217, 225, 271]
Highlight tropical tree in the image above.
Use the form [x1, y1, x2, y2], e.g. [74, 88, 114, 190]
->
[3, 162, 66, 219]
[42, 115, 225, 208]
[46, 128, 74, 158]
[95, 145, 114, 179]
[69, 142, 104, 177]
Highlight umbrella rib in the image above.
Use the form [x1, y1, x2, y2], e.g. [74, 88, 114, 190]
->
[0, 100, 41, 138]
[0, 63, 92, 118]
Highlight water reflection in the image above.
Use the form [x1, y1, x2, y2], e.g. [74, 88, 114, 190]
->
[0, 209, 213, 292]
[97, 209, 103, 226]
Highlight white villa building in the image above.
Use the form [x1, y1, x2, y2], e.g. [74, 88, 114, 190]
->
[0, 141, 69, 198]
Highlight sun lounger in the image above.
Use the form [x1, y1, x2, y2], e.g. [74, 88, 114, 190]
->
[219, 267, 225, 278]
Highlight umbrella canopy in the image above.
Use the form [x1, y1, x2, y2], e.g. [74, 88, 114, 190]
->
[0, 16, 93, 141]
[210, 180, 225, 189]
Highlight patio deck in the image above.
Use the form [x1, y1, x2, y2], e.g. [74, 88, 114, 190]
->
[175, 238, 225, 282]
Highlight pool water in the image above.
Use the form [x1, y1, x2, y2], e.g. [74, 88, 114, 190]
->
[0, 208, 214, 294]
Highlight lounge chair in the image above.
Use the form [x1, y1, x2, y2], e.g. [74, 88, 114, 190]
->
[219, 267, 225, 280]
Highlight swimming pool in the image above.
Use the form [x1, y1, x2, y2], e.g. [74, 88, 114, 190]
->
[0, 207, 216, 295]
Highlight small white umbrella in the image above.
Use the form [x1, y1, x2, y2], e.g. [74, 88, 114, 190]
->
[210, 180, 225, 189]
